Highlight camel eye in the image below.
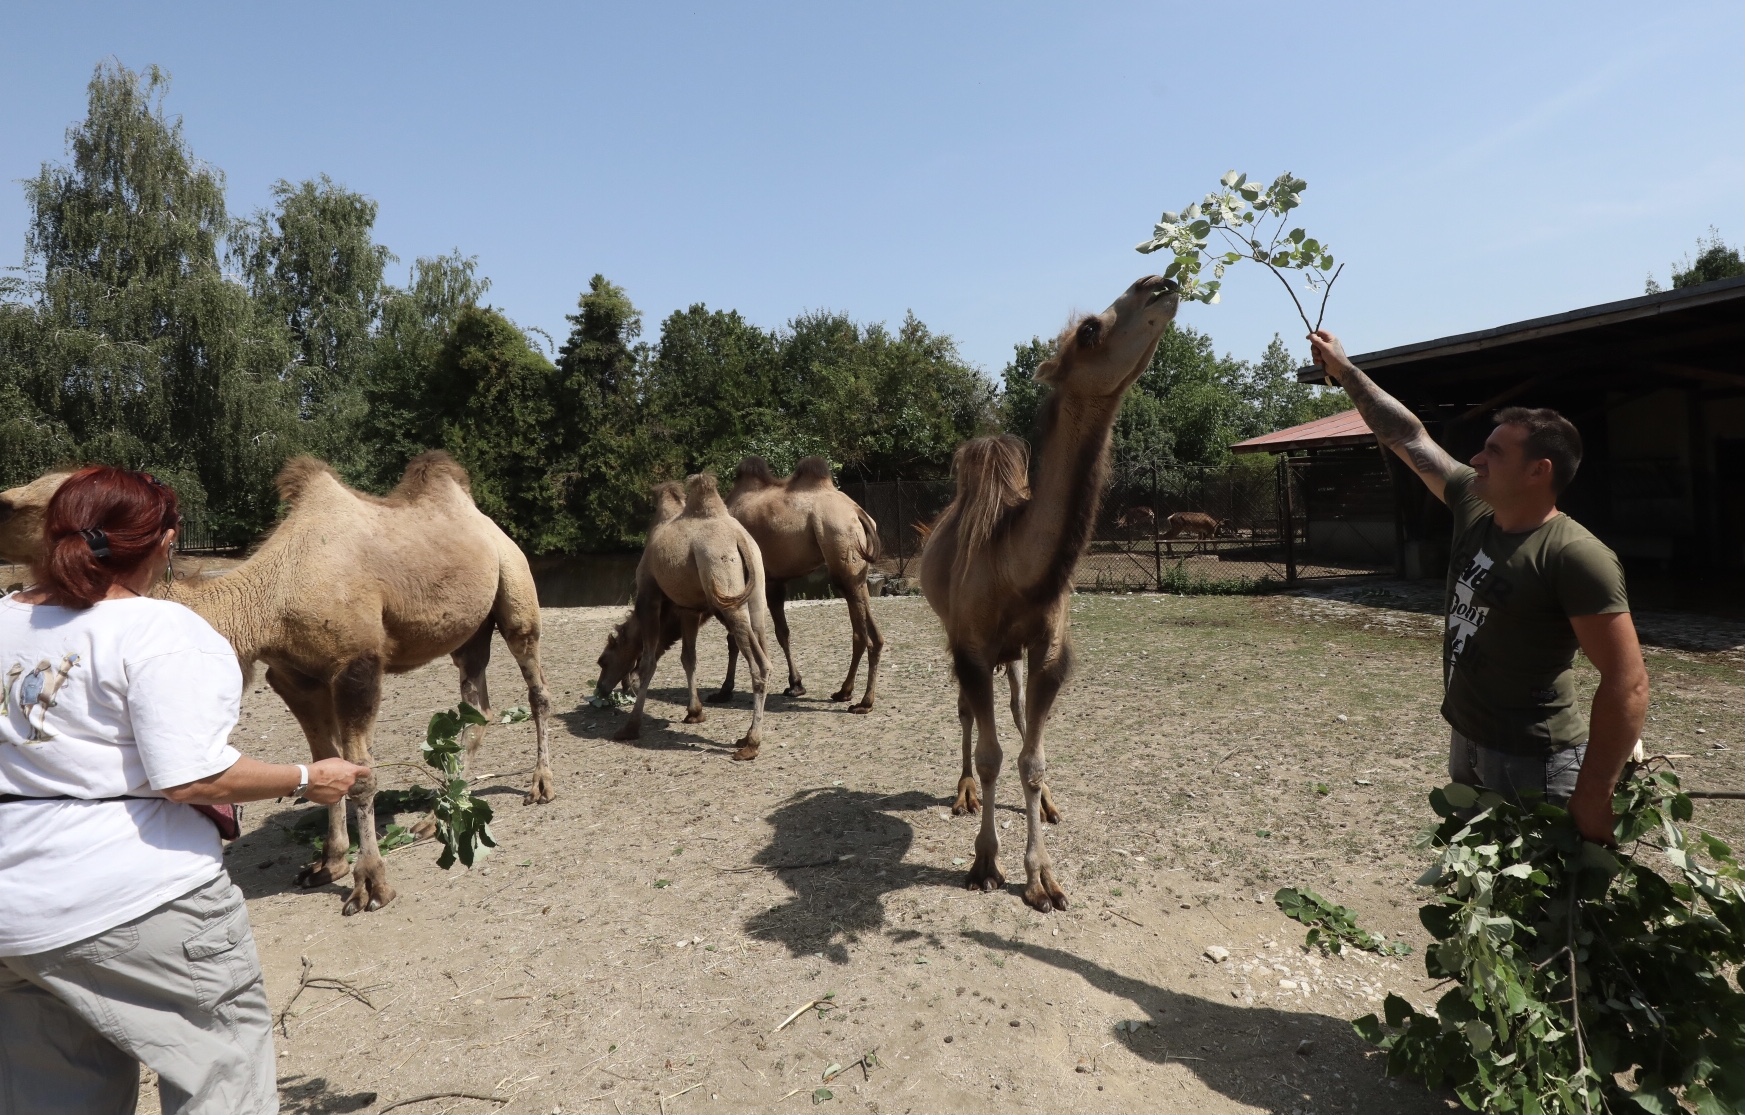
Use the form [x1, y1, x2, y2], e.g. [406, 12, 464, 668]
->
[1076, 317, 1102, 347]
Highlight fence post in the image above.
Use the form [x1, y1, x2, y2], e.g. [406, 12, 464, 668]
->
[1151, 461, 1162, 591]
[895, 481, 906, 576]
[1278, 454, 1298, 585]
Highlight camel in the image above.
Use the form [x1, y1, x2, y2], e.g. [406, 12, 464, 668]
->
[710, 456, 883, 711]
[920, 274, 1179, 912]
[0, 453, 555, 917]
[595, 475, 775, 760]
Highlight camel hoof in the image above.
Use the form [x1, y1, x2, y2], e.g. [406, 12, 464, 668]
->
[849, 701, 873, 715]
[952, 777, 980, 816]
[785, 684, 808, 699]
[610, 719, 642, 742]
[683, 708, 707, 724]
[524, 771, 555, 805]
[410, 816, 437, 841]
[731, 745, 760, 761]
[341, 885, 396, 916]
[706, 689, 735, 705]
[1023, 869, 1069, 912]
[966, 853, 1004, 893]
[296, 860, 348, 888]
[827, 688, 852, 702]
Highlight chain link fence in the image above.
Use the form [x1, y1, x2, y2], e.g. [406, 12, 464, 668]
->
[843, 452, 1394, 593]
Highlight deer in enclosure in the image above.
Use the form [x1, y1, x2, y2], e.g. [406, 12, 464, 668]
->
[1162, 510, 1227, 551]
[920, 275, 1179, 912]
[594, 476, 774, 760]
[1114, 505, 1157, 538]
[0, 453, 555, 916]
[709, 457, 883, 711]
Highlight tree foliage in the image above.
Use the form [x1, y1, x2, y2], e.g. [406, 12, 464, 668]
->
[1645, 227, 1745, 294]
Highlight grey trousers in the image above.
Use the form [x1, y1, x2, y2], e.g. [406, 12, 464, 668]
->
[0, 873, 276, 1115]
[1448, 727, 1587, 807]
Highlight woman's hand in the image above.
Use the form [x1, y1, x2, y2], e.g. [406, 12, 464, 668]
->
[302, 758, 369, 804]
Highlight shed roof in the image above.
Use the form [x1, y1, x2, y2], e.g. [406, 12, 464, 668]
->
[1230, 409, 1372, 454]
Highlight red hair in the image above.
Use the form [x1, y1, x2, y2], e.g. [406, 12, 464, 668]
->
[39, 468, 181, 609]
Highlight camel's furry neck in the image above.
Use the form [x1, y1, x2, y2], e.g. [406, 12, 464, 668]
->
[160, 537, 294, 668]
[1011, 386, 1123, 601]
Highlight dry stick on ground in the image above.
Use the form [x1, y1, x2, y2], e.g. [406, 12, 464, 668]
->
[771, 998, 828, 1033]
[274, 955, 382, 1037]
[378, 1092, 507, 1114]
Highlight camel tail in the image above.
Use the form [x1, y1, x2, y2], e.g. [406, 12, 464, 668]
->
[937, 434, 1030, 584]
[853, 504, 883, 562]
[695, 536, 758, 614]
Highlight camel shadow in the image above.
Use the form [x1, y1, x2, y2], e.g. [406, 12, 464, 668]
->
[744, 787, 958, 964]
[554, 707, 721, 755]
[275, 1074, 378, 1114]
[960, 930, 1454, 1114]
[226, 794, 440, 902]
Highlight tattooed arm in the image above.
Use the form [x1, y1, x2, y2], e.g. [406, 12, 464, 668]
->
[1308, 330, 1461, 503]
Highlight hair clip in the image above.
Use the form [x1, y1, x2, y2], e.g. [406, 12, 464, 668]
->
[78, 528, 111, 560]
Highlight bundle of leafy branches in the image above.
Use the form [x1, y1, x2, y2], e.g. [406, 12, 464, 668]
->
[1136, 170, 1341, 334]
[417, 703, 520, 869]
[1356, 769, 1745, 1113]
[1276, 886, 1411, 958]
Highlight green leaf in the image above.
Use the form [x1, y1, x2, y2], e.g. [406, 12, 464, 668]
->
[499, 706, 531, 723]
[1352, 1014, 1385, 1043]
[812, 1087, 833, 1104]
[1383, 993, 1415, 1029]
[1441, 783, 1480, 809]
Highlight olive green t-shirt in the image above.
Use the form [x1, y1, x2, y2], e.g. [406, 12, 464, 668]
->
[1441, 466, 1629, 756]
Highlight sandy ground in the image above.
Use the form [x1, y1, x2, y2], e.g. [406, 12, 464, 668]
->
[112, 585, 1740, 1115]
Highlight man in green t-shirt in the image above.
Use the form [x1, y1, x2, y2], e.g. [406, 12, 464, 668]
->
[1307, 330, 1649, 845]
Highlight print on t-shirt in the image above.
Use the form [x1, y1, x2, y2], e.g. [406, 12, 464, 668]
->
[1447, 549, 1494, 676]
[3, 652, 81, 742]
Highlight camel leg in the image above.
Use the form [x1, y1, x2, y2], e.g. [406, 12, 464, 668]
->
[951, 687, 978, 815]
[270, 666, 351, 888]
[452, 618, 494, 760]
[708, 632, 738, 704]
[679, 612, 706, 724]
[498, 616, 555, 806]
[333, 654, 394, 916]
[833, 573, 883, 712]
[725, 605, 771, 761]
[767, 580, 804, 698]
[1017, 640, 1072, 912]
[613, 594, 665, 742]
[1004, 659, 1059, 824]
[956, 654, 1006, 893]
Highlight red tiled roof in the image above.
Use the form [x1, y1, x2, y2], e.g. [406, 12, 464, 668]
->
[1230, 409, 1372, 454]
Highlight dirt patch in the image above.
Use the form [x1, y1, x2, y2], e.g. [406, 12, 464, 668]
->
[116, 591, 1739, 1114]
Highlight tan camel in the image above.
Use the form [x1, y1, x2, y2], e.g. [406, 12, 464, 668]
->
[920, 275, 1179, 912]
[711, 456, 883, 711]
[595, 475, 775, 760]
[0, 453, 555, 916]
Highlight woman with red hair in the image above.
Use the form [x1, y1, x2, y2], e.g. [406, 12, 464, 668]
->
[0, 467, 367, 1115]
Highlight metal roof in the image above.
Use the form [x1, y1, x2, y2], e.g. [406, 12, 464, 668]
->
[1230, 408, 1371, 454]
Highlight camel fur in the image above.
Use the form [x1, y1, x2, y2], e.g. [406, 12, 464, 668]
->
[595, 475, 775, 760]
[0, 452, 555, 917]
[920, 275, 1179, 912]
[712, 455, 884, 711]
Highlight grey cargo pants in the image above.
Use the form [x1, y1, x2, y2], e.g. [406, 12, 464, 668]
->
[1448, 727, 1587, 807]
[0, 872, 276, 1115]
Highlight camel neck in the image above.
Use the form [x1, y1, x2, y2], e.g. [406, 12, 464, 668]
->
[1013, 387, 1122, 595]
[160, 552, 282, 663]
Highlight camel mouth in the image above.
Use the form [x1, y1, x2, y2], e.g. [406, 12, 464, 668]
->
[1144, 278, 1179, 304]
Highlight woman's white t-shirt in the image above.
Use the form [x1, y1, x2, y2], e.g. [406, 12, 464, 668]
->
[0, 593, 243, 955]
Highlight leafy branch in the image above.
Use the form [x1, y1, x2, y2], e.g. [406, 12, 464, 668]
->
[1136, 170, 1342, 333]
[1275, 887, 1411, 957]
[1354, 771, 1745, 1114]
[419, 702, 499, 869]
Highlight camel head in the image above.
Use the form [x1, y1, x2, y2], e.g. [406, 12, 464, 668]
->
[1037, 275, 1179, 397]
[0, 470, 73, 568]
[594, 614, 642, 699]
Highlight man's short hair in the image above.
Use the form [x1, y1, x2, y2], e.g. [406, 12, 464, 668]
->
[1494, 406, 1582, 493]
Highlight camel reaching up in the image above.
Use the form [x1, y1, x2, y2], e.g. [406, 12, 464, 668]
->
[712, 456, 884, 711]
[595, 475, 775, 760]
[0, 453, 555, 917]
[920, 275, 1179, 912]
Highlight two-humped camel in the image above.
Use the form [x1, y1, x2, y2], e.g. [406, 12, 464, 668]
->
[0, 453, 554, 916]
[594, 475, 775, 760]
[921, 275, 1179, 912]
[713, 456, 883, 711]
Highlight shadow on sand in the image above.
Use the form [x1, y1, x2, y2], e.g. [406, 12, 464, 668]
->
[275, 1074, 378, 1114]
[961, 930, 1453, 1114]
[744, 787, 958, 963]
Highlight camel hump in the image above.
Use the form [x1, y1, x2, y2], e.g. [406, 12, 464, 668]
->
[732, 456, 780, 491]
[650, 481, 686, 526]
[683, 473, 728, 517]
[274, 456, 340, 505]
[390, 451, 473, 501]
[786, 456, 833, 490]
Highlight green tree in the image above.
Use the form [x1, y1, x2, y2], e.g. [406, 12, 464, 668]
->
[356, 252, 490, 489]
[646, 304, 783, 474]
[232, 175, 394, 478]
[1646, 227, 1745, 293]
[0, 61, 297, 539]
[999, 337, 1052, 443]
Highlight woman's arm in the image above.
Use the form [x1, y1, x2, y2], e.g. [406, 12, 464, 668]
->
[163, 756, 367, 806]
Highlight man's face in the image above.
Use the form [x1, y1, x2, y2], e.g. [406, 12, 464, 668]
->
[1471, 422, 1550, 504]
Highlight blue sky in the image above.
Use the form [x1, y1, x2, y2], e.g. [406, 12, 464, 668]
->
[3, 2, 1739, 375]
